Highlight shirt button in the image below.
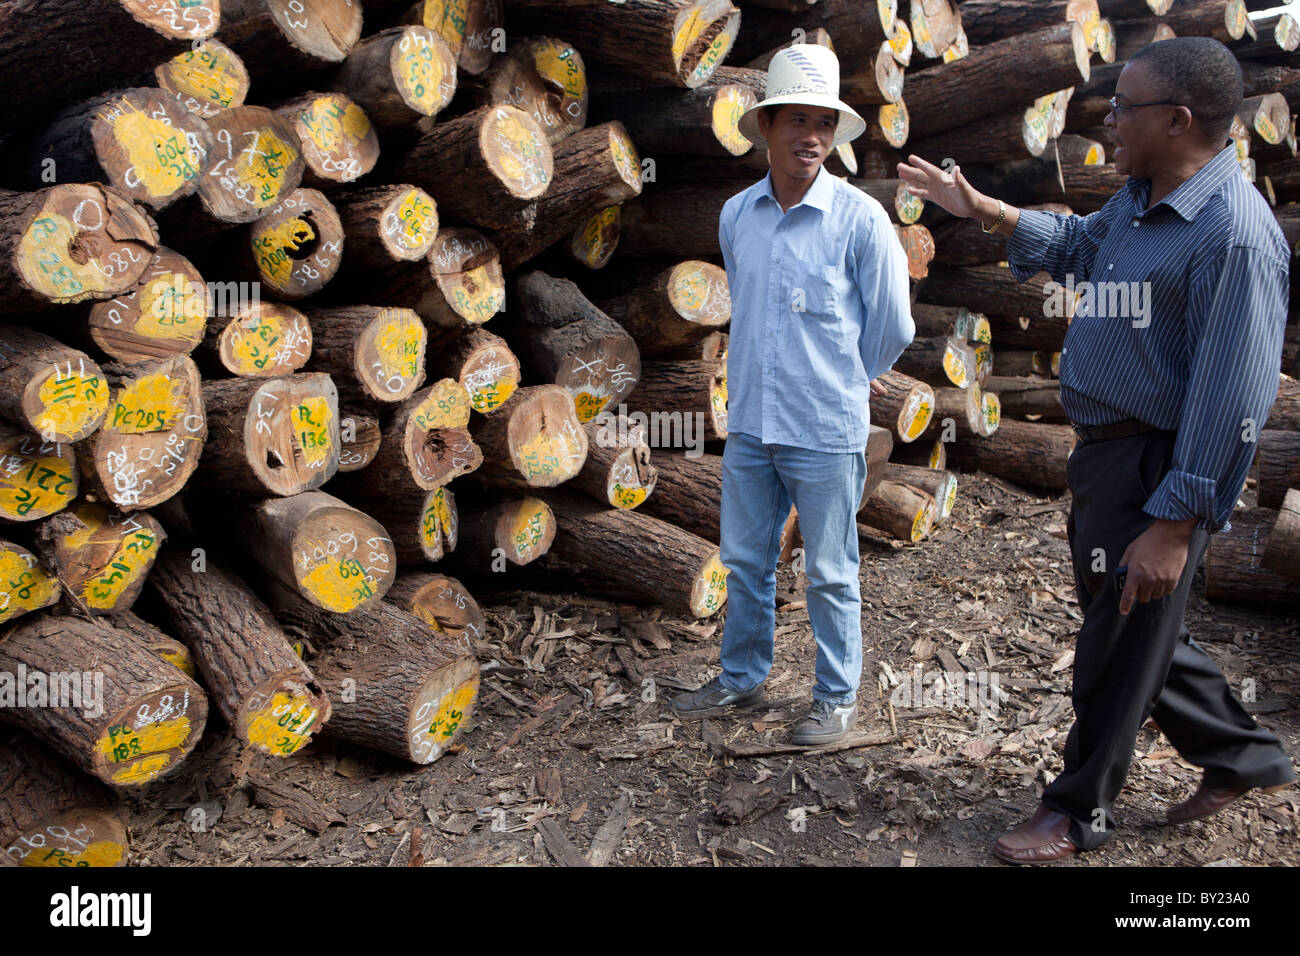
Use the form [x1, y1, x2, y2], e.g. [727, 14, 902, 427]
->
[1131, 220, 1140, 228]
[1107, 263, 1113, 270]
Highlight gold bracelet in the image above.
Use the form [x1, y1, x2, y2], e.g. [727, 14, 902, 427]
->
[980, 200, 1006, 235]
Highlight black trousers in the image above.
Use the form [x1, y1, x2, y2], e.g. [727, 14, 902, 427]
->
[1041, 429, 1296, 850]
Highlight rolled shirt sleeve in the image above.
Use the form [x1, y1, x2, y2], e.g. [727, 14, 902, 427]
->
[1142, 243, 1289, 531]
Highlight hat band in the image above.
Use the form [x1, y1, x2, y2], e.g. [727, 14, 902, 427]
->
[768, 85, 834, 97]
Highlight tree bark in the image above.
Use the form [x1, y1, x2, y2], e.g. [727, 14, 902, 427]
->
[733, 0, 893, 64]
[958, 0, 1100, 46]
[147, 549, 331, 755]
[869, 370, 935, 443]
[985, 374, 1067, 423]
[237, 490, 398, 614]
[599, 260, 730, 359]
[0, 185, 158, 313]
[0, 729, 128, 867]
[881, 462, 958, 521]
[302, 306, 428, 407]
[196, 372, 340, 496]
[1204, 507, 1297, 604]
[1260, 487, 1300, 581]
[638, 449, 721, 542]
[509, 271, 642, 424]
[532, 489, 728, 618]
[944, 418, 1074, 491]
[512, 0, 741, 88]
[275, 595, 479, 764]
[0, 0, 219, 137]
[389, 104, 554, 232]
[333, 26, 458, 133]
[626, 359, 729, 441]
[0, 614, 207, 788]
[595, 80, 759, 158]
[905, 23, 1091, 139]
[76, 355, 207, 511]
[1255, 428, 1300, 509]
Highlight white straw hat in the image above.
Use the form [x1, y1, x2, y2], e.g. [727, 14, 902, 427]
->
[737, 43, 866, 148]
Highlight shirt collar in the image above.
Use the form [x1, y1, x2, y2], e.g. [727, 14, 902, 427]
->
[1125, 143, 1240, 221]
[756, 165, 836, 214]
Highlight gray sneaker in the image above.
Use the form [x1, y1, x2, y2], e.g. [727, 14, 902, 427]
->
[669, 676, 766, 719]
[791, 699, 857, 746]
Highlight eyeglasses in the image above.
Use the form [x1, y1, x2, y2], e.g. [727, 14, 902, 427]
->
[1109, 95, 1184, 114]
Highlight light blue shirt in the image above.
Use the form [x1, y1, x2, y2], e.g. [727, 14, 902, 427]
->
[718, 166, 914, 453]
[1006, 145, 1290, 532]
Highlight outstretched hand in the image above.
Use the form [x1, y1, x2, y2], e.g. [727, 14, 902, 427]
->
[896, 154, 986, 221]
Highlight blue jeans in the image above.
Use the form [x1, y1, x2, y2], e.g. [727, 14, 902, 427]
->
[718, 431, 867, 706]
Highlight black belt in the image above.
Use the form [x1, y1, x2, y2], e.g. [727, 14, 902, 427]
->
[1071, 419, 1165, 444]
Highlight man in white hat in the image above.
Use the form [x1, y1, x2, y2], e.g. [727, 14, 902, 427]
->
[670, 44, 914, 744]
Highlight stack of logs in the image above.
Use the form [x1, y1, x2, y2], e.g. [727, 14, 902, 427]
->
[0, 0, 1297, 866]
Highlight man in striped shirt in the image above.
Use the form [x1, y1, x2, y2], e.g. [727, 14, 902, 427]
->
[900, 37, 1295, 863]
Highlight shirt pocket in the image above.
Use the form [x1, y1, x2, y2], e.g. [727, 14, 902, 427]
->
[795, 264, 840, 320]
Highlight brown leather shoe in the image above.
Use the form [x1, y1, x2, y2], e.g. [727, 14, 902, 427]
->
[993, 804, 1077, 864]
[1166, 778, 1294, 825]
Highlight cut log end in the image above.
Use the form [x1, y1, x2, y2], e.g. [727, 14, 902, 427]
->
[249, 188, 343, 300]
[93, 683, 205, 786]
[673, 2, 741, 88]
[16, 185, 158, 306]
[237, 678, 331, 757]
[570, 206, 621, 269]
[688, 549, 728, 619]
[88, 247, 208, 362]
[490, 37, 588, 144]
[282, 93, 380, 184]
[669, 260, 731, 328]
[5, 806, 128, 868]
[289, 504, 398, 614]
[213, 302, 314, 377]
[711, 84, 758, 155]
[266, 0, 363, 62]
[479, 105, 555, 200]
[0, 427, 79, 523]
[123, 0, 219, 39]
[418, 486, 459, 560]
[429, 229, 506, 326]
[155, 40, 251, 118]
[406, 661, 479, 764]
[198, 107, 305, 224]
[379, 187, 439, 262]
[45, 502, 165, 615]
[504, 386, 588, 487]
[392, 26, 459, 117]
[0, 540, 60, 624]
[405, 380, 482, 487]
[236, 374, 340, 497]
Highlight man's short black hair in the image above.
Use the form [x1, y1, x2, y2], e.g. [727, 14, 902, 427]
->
[1127, 36, 1243, 143]
[762, 104, 841, 127]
